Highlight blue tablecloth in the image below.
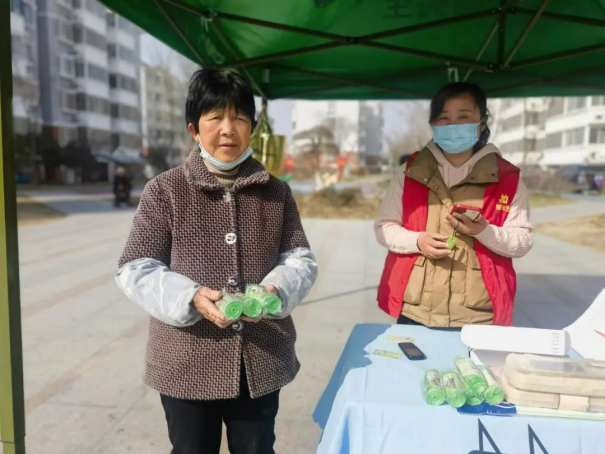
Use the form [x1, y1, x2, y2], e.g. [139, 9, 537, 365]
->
[313, 324, 604, 454]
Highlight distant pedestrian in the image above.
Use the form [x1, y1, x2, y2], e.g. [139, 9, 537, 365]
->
[113, 167, 132, 207]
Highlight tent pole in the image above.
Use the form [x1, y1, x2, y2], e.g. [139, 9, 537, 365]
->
[464, 21, 499, 82]
[497, 0, 508, 66]
[512, 43, 605, 69]
[360, 42, 495, 72]
[274, 65, 426, 98]
[211, 20, 268, 99]
[504, 0, 550, 67]
[0, 1, 26, 453]
[152, 0, 209, 67]
[516, 8, 605, 28]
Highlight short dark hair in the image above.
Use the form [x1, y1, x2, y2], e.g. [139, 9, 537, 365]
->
[429, 82, 490, 152]
[186, 69, 256, 133]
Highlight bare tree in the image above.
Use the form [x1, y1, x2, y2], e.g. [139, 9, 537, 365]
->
[386, 102, 432, 169]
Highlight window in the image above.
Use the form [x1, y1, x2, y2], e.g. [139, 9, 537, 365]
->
[545, 132, 562, 149]
[60, 57, 75, 77]
[502, 114, 522, 131]
[589, 126, 605, 144]
[565, 127, 585, 146]
[592, 96, 605, 107]
[73, 25, 83, 43]
[21, 2, 34, 24]
[106, 12, 116, 27]
[111, 103, 119, 118]
[567, 97, 587, 111]
[118, 75, 138, 93]
[87, 64, 108, 82]
[73, 0, 82, 8]
[118, 46, 136, 61]
[61, 92, 77, 110]
[76, 93, 86, 110]
[108, 44, 116, 59]
[109, 74, 117, 88]
[525, 112, 539, 126]
[547, 98, 564, 117]
[85, 28, 107, 50]
[75, 61, 85, 77]
[60, 22, 74, 41]
[525, 138, 537, 152]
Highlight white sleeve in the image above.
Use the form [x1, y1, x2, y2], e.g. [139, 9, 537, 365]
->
[115, 258, 202, 327]
[260, 247, 318, 319]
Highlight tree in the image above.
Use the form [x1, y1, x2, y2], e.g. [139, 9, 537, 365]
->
[292, 125, 338, 172]
[385, 102, 432, 168]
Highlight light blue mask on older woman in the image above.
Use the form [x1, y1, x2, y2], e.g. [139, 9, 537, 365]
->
[432, 122, 480, 154]
[197, 134, 253, 171]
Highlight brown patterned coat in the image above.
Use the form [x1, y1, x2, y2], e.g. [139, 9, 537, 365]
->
[119, 151, 310, 400]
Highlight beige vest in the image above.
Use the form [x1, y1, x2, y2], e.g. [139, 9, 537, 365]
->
[402, 149, 500, 328]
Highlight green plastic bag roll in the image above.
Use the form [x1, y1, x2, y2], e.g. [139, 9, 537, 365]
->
[216, 293, 244, 320]
[246, 284, 282, 315]
[441, 371, 467, 409]
[239, 293, 264, 318]
[455, 356, 488, 394]
[463, 381, 485, 406]
[423, 369, 446, 406]
[480, 366, 505, 405]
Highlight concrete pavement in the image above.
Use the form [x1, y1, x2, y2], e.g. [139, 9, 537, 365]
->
[14, 191, 605, 453]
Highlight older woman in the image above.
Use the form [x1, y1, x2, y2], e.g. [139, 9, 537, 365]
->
[116, 69, 317, 454]
[376, 82, 532, 328]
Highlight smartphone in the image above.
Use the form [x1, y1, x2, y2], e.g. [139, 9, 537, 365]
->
[398, 342, 427, 360]
[451, 204, 482, 222]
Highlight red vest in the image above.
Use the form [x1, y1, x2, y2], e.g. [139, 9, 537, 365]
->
[377, 153, 520, 326]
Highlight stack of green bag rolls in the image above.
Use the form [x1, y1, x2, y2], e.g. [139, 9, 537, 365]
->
[246, 284, 282, 315]
[421, 357, 505, 408]
[423, 370, 446, 406]
[215, 285, 284, 321]
[215, 293, 244, 320]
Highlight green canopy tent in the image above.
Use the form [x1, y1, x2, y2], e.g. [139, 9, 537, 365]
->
[101, 0, 605, 99]
[1, 1, 604, 453]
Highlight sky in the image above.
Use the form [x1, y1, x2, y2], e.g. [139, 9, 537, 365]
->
[140, 34, 415, 146]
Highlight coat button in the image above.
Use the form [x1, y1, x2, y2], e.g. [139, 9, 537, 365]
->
[423, 178, 428, 182]
[231, 321, 244, 332]
[223, 192, 232, 202]
[225, 233, 237, 244]
[228, 276, 238, 287]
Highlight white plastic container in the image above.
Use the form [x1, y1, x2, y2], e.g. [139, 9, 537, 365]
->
[504, 354, 605, 398]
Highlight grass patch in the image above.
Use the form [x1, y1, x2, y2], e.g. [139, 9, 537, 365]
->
[17, 195, 66, 226]
[536, 213, 605, 253]
[294, 187, 381, 220]
[529, 193, 576, 208]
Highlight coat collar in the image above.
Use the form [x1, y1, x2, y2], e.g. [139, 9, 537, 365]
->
[406, 144, 500, 187]
[183, 148, 271, 191]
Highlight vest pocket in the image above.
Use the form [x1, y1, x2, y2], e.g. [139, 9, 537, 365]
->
[464, 251, 492, 310]
[403, 255, 427, 305]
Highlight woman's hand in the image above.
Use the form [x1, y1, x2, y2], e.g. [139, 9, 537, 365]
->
[445, 213, 488, 236]
[193, 287, 233, 329]
[240, 285, 279, 323]
[417, 233, 451, 259]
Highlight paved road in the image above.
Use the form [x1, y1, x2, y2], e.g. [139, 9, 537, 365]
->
[13, 191, 605, 454]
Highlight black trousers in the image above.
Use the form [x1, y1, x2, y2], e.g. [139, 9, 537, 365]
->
[397, 314, 424, 326]
[160, 366, 280, 454]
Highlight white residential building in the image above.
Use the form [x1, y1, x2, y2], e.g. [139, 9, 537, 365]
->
[493, 97, 548, 166]
[495, 96, 605, 168]
[542, 96, 605, 167]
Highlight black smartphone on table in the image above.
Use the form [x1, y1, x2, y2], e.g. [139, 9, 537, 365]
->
[398, 342, 427, 360]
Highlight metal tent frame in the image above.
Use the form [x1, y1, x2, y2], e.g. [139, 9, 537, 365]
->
[1, 0, 605, 452]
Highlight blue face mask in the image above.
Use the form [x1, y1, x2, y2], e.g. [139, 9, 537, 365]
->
[432, 122, 481, 154]
[197, 135, 253, 171]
